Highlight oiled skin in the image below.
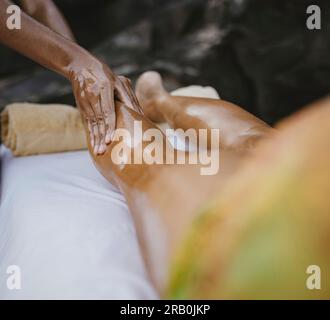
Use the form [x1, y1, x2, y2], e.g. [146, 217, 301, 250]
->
[20, 0, 75, 41]
[135, 71, 272, 152]
[88, 75, 273, 292]
[0, 0, 140, 154]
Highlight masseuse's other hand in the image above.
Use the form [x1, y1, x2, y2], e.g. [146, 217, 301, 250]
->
[69, 57, 141, 155]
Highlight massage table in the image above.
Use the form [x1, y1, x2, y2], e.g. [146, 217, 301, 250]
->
[0, 146, 159, 299]
[0, 86, 219, 299]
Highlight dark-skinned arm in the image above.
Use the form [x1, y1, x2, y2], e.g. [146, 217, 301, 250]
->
[20, 0, 75, 41]
[0, 0, 141, 154]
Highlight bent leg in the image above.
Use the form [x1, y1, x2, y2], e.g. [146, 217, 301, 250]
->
[136, 71, 273, 152]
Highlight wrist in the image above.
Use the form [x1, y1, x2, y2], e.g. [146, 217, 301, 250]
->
[64, 45, 100, 80]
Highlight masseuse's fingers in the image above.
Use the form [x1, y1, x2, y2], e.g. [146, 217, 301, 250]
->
[71, 75, 95, 153]
[87, 87, 108, 155]
[92, 99, 107, 154]
[87, 121, 95, 150]
[101, 83, 116, 145]
[86, 78, 115, 155]
[82, 91, 104, 155]
[73, 81, 97, 153]
[91, 118, 101, 155]
[116, 76, 143, 114]
[80, 98, 100, 154]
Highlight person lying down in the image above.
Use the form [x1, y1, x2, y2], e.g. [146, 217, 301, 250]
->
[2, 72, 330, 299]
[1, 0, 329, 299]
[80, 71, 330, 299]
[1, 70, 329, 298]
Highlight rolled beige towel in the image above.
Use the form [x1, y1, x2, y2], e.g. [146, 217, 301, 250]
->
[1, 103, 87, 156]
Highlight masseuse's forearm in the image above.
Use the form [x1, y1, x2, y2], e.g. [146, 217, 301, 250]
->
[0, 0, 87, 78]
[20, 0, 75, 41]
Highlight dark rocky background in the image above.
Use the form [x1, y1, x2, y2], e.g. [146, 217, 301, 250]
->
[0, 0, 329, 124]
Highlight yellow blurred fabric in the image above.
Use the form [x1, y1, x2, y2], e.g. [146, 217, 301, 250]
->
[168, 98, 330, 299]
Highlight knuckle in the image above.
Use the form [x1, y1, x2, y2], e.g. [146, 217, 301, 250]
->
[118, 75, 131, 86]
[95, 116, 105, 123]
[90, 118, 98, 126]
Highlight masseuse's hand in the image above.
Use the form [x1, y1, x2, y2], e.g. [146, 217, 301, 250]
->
[1, 0, 141, 155]
[69, 57, 141, 155]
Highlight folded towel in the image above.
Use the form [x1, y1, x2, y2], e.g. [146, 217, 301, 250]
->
[1, 103, 87, 156]
[171, 85, 220, 99]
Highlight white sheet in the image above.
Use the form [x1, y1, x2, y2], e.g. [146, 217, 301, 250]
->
[0, 146, 157, 299]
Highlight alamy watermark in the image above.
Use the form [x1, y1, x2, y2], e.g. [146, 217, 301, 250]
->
[4, 4, 322, 31]
[3, 263, 323, 292]
[306, 5, 322, 30]
[306, 265, 321, 290]
[6, 5, 21, 30]
[6, 265, 22, 290]
[110, 121, 220, 176]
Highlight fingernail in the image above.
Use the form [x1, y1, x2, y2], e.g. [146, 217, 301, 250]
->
[98, 144, 106, 154]
[94, 145, 99, 155]
[105, 134, 111, 144]
[105, 131, 115, 144]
